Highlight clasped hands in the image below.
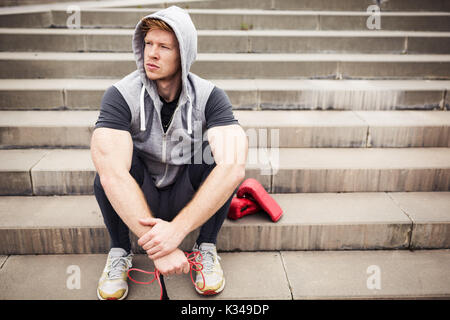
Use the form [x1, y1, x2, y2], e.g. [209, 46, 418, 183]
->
[137, 217, 190, 276]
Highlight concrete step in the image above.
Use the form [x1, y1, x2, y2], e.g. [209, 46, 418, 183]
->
[0, 192, 449, 255]
[238, 110, 450, 148]
[1, 110, 449, 148]
[39, 9, 450, 32]
[0, 0, 95, 7]
[0, 147, 449, 195]
[270, 147, 450, 193]
[2, 249, 449, 299]
[0, 148, 270, 196]
[2, 8, 450, 31]
[165, 0, 450, 12]
[1, 79, 448, 111]
[0, 252, 291, 300]
[2, 28, 450, 54]
[0, 0, 211, 12]
[1, 52, 449, 79]
[0, 110, 97, 148]
[2, 0, 449, 12]
[283, 249, 450, 299]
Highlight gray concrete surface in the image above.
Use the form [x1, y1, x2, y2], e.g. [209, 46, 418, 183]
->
[2, 8, 448, 31]
[355, 110, 450, 147]
[0, 149, 50, 195]
[0, 252, 291, 300]
[282, 249, 450, 299]
[0, 250, 449, 300]
[1, 52, 449, 79]
[2, 148, 450, 196]
[1, 192, 448, 254]
[2, 29, 449, 54]
[30, 149, 96, 195]
[3, 110, 448, 148]
[1, 79, 448, 110]
[270, 148, 450, 193]
[1, 0, 449, 12]
[388, 192, 450, 249]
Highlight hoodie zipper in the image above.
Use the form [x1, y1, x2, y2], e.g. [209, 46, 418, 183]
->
[161, 97, 183, 162]
[157, 97, 183, 187]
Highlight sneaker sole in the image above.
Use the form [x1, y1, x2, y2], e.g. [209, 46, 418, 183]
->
[195, 278, 225, 296]
[97, 286, 129, 301]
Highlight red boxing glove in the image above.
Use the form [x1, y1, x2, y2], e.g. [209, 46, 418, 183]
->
[236, 178, 283, 222]
[228, 197, 261, 220]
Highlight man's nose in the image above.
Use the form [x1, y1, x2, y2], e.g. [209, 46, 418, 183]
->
[148, 45, 159, 59]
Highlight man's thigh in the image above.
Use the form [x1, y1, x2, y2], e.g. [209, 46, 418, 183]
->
[158, 165, 195, 221]
[131, 148, 161, 218]
[159, 140, 217, 221]
[159, 158, 217, 221]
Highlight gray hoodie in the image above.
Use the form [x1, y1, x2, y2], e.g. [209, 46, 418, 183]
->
[113, 6, 215, 189]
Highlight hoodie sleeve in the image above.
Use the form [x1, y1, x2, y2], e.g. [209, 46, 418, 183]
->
[94, 86, 132, 133]
[205, 87, 240, 130]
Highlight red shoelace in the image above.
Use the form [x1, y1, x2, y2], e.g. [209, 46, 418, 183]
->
[127, 251, 205, 300]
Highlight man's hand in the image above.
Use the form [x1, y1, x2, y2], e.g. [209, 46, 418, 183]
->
[153, 248, 190, 276]
[137, 218, 186, 260]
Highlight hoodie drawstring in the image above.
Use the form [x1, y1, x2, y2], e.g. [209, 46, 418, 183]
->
[140, 85, 146, 131]
[187, 94, 192, 135]
[141, 84, 193, 135]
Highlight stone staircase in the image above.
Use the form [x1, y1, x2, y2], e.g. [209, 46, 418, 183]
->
[0, 0, 449, 300]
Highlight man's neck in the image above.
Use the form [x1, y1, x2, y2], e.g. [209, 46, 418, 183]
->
[156, 73, 182, 103]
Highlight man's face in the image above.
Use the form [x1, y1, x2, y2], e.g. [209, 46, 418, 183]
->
[143, 28, 181, 82]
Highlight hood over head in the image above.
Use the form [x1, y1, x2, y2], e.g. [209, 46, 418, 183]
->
[132, 6, 198, 133]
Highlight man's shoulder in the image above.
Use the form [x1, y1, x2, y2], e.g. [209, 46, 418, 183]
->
[113, 70, 142, 98]
[102, 85, 121, 100]
[101, 85, 129, 108]
[96, 85, 132, 132]
[188, 72, 216, 100]
[206, 86, 230, 108]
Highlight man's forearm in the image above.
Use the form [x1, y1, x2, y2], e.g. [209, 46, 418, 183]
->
[172, 164, 245, 236]
[100, 172, 154, 238]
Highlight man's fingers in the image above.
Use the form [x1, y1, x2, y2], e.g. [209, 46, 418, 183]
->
[183, 261, 190, 274]
[149, 246, 172, 260]
[146, 244, 161, 255]
[154, 262, 189, 276]
[137, 230, 156, 247]
[152, 249, 190, 278]
[149, 251, 163, 261]
[142, 238, 160, 251]
[175, 261, 189, 275]
[146, 245, 159, 257]
[137, 218, 163, 247]
[158, 267, 169, 276]
[138, 217, 160, 226]
[137, 233, 150, 247]
[161, 267, 177, 276]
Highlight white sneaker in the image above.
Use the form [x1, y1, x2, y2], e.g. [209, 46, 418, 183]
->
[97, 248, 133, 300]
[192, 243, 225, 295]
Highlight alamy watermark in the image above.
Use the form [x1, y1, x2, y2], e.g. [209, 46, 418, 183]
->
[366, 265, 381, 290]
[366, 5, 381, 30]
[160, 121, 279, 176]
[66, 265, 81, 290]
[66, 5, 81, 29]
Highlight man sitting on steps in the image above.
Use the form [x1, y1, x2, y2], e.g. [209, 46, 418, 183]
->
[90, 6, 248, 300]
